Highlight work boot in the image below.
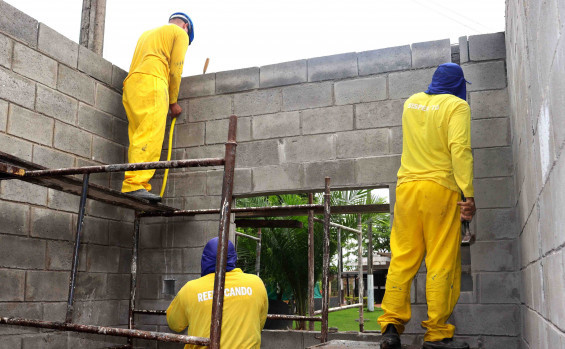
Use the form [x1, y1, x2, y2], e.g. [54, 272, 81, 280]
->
[128, 189, 162, 203]
[423, 338, 469, 349]
[380, 324, 401, 349]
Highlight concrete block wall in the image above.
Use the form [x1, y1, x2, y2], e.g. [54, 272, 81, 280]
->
[0, 1, 131, 347]
[506, 0, 565, 347]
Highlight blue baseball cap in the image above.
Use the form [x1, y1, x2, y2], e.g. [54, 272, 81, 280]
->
[169, 12, 194, 45]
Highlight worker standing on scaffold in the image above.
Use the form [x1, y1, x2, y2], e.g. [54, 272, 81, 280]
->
[378, 63, 476, 349]
[167, 237, 268, 348]
[121, 12, 194, 202]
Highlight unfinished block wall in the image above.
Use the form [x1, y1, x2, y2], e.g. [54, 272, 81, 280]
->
[0, 1, 132, 347]
[506, 0, 565, 347]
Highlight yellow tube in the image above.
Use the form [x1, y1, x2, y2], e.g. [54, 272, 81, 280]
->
[160, 117, 177, 197]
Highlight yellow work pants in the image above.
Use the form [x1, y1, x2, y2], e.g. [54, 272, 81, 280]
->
[121, 73, 169, 193]
[378, 180, 461, 342]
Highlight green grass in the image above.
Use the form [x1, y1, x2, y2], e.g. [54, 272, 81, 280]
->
[295, 307, 384, 332]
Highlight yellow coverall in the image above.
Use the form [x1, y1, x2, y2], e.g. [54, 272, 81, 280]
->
[167, 268, 269, 349]
[378, 92, 473, 341]
[121, 24, 189, 193]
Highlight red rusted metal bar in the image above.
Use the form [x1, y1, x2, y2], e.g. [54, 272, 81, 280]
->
[209, 115, 237, 349]
[65, 173, 89, 323]
[234, 219, 303, 228]
[138, 204, 390, 218]
[22, 158, 224, 177]
[307, 193, 315, 331]
[128, 216, 141, 346]
[234, 231, 261, 241]
[0, 162, 25, 176]
[321, 178, 331, 343]
[337, 227, 343, 306]
[357, 214, 364, 333]
[132, 309, 322, 322]
[314, 303, 363, 315]
[0, 317, 210, 345]
[255, 228, 262, 276]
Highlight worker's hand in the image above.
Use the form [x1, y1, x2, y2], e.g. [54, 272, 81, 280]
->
[169, 103, 182, 117]
[457, 197, 476, 221]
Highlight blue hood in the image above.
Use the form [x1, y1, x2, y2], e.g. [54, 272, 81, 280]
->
[425, 63, 470, 101]
[201, 237, 237, 277]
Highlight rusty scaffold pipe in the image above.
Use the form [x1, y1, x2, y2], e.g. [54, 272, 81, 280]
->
[320, 178, 331, 343]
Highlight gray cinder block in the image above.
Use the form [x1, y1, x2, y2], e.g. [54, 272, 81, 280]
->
[358, 45, 411, 75]
[0, 67, 36, 109]
[205, 116, 251, 144]
[86, 245, 121, 273]
[260, 59, 307, 88]
[473, 146, 513, 178]
[172, 171, 207, 197]
[78, 45, 112, 84]
[46, 240, 74, 270]
[75, 273, 108, 301]
[471, 240, 518, 272]
[92, 136, 124, 164]
[112, 117, 128, 146]
[303, 159, 356, 188]
[252, 111, 300, 140]
[32, 144, 76, 169]
[252, 163, 304, 193]
[542, 251, 565, 327]
[355, 155, 401, 185]
[234, 89, 281, 116]
[450, 304, 520, 335]
[308, 52, 358, 82]
[106, 273, 130, 300]
[0, 99, 8, 131]
[462, 61, 507, 91]
[355, 99, 404, 129]
[8, 104, 53, 146]
[216, 67, 259, 94]
[470, 89, 509, 119]
[36, 85, 79, 124]
[475, 208, 518, 240]
[282, 82, 332, 111]
[412, 39, 452, 68]
[0, 269, 25, 302]
[301, 105, 354, 135]
[479, 272, 520, 304]
[0, 33, 12, 69]
[474, 177, 514, 208]
[281, 134, 335, 163]
[111, 65, 127, 91]
[0, 235, 45, 269]
[336, 129, 389, 159]
[140, 249, 184, 274]
[30, 207, 73, 241]
[469, 32, 506, 61]
[174, 122, 205, 148]
[95, 84, 126, 119]
[88, 200, 131, 221]
[0, 180, 48, 206]
[389, 68, 435, 99]
[0, 0, 38, 47]
[472, 117, 510, 148]
[25, 271, 69, 301]
[78, 103, 113, 137]
[54, 121, 92, 158]
[58, 65, 96, 105]
[179, 73, 215, 99]
[335, 76, 387, 105]
[391, 126, 403, 154]
[459, 36, 469, 64]
[235, 140, 280, 168]
[38, 23, 78, 68]
[188, 95, 232, 122]
[0, 132, 32, 162]
[108, 221, 133, 248]
[0, 200, 29, 236]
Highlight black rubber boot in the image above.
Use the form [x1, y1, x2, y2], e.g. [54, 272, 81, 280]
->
[128, 189, 162, 203]
[380, 324, 401, 349]
[423, 338, 469, 349]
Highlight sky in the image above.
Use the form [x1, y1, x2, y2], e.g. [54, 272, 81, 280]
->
[5, 0, 505, 77]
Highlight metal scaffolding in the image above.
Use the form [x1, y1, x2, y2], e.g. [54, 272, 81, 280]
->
[0, 113, 389, 347]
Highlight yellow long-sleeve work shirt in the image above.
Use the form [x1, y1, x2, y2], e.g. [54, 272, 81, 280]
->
[124, 24, 188, 104]
[167, 268, 268, 349]
[397, 92, 474, 197]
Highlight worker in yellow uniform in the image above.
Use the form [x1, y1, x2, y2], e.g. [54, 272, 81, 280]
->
[121, 12, 194, 202]
[378, 63, 476, 349]
[167, 237, 268, 349]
